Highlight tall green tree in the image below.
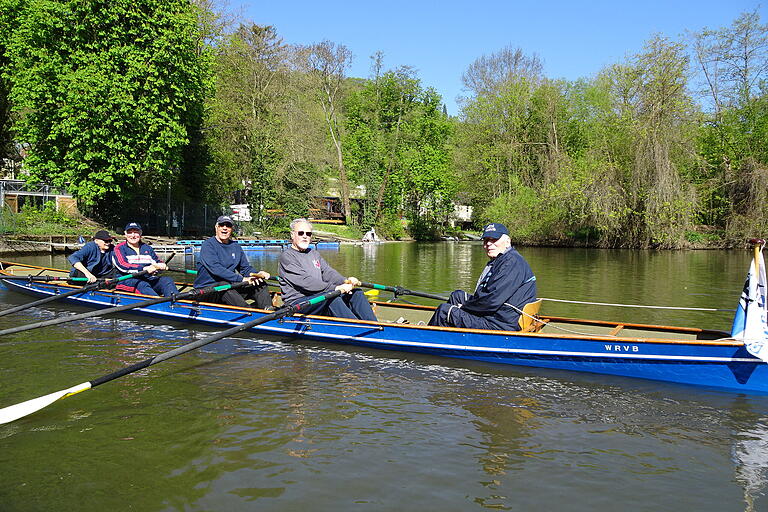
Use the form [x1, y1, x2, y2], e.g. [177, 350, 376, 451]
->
[5, 0, 211, 210]
[692, 10, 768, 239]
[0, 0, 26, 171]
[205, 24, 288, 220]
[345, 64, 454, 237]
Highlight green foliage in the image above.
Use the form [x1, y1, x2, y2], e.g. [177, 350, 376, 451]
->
[3, 201, 80, 234]
[204, 24, 286, 208]
[375, 211, 407, 240]
[345, 68, 455, 235]
[5, 0, 211, 208]
[307, 222, 363, 240]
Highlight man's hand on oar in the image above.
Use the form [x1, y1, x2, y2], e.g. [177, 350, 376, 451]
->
[0, 253, 176, 319]
[0, 280, 254, 338]
[0, 288, 345, 425]
[358, 281, 448, 302]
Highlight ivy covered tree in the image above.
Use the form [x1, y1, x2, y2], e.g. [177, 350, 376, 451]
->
[5, 0, 211, 210]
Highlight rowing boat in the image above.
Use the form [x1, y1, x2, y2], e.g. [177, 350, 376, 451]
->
[0, 260, 765, 394]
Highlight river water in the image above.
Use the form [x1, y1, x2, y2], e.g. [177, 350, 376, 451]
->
[1, 243, 767, 511]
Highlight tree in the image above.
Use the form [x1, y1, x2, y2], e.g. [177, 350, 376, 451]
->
[691, 10, 768, 238]
[345, 63, 454, 237]
[298, 40, 354, 223]
[0, 0, 26, 171]
[205, 24, 288, 220]
[5, 0, 211, 211]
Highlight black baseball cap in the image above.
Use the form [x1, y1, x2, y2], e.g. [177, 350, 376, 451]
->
[93, 230, 113, 242]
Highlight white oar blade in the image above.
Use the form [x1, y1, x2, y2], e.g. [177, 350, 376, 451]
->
[0, 382, 91, 425]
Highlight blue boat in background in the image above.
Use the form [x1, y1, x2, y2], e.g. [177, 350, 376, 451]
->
[0, 261, 765, 394]
[175, 239, 340, 251]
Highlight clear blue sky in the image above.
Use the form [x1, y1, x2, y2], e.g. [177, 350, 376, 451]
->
[229, 1, 766, 115]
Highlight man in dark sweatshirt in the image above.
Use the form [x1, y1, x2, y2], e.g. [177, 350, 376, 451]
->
[428, 223, 537, 331]
[68, 230, 115, 282]
[278, 218, 376, 321]
[193, 216, 272, 309]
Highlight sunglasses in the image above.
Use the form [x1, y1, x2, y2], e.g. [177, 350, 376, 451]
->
[296, 230, 313, 237]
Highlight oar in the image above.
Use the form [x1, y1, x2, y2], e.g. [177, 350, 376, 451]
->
[0, 275, 92, 283]
[358, 281, 448, 301]
[0, 288, 344, 424]
[0, 254, 176, 319]
[0, 280, 252, 337]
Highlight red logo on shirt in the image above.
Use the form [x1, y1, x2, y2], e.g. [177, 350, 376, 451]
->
[313, 259, 321, 269]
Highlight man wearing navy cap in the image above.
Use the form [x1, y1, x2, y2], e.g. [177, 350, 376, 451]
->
[428, 222, 537, 331]
[112, 222, 178, 296]
[192, 215, 273, 309]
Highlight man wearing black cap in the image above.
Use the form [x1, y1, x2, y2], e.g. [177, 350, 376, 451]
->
[192, 215, 273, 309]
[68, 230, 115, 283]
[428, 222, 537, 331]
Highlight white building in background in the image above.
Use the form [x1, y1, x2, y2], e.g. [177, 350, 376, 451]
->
[229, 204, 252, 222]
[452, 204, 473, 227]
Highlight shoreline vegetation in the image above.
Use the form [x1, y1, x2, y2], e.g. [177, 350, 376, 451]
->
[0, 202, 740, 252]
[1, 4, 766, 249]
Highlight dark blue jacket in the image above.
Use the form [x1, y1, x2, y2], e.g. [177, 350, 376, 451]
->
[67, 241, 113, 277]
[193, 237, 256, 288]
[461, 247, 537, 330]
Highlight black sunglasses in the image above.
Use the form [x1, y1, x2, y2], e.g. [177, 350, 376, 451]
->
[296, 230, 313, 237]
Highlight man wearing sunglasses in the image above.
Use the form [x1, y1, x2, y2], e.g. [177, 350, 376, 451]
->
[192, 215, 273, 309]
[278, 218, 376, 321]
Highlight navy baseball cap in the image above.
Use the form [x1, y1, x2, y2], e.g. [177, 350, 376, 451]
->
[124, 222, 143, 233]
[216, 215, 234, 226]
[481, 223, 509, 239]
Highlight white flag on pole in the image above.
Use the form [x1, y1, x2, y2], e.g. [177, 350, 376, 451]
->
[731, 245, 768, 362]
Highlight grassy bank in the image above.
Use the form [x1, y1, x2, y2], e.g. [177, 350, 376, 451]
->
[0, 202, 103, 236]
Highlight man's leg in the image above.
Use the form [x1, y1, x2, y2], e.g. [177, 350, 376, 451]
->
[150, 276, 178, 297]
[440, 307, 498, 330]
[428, 290, 468, 326]
[240, 282, 273, 309]
[133, 279, 159, 296]
[343, 289, 377, 321]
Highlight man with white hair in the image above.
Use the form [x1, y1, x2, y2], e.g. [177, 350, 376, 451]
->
[428, 223, 537, 330]
[278, 218, 376, 321]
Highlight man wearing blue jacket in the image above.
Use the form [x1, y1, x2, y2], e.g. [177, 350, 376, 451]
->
[193, 215, 272, 309]
[428, 223, 537, 331]
[68, 230, 115, 283]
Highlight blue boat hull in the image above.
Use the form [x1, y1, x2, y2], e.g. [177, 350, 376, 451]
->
[1, 271, 765, 394]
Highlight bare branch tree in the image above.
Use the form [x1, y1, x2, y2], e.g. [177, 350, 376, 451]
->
[297, 40, 354, 223]
[461, 45, 544, 97]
